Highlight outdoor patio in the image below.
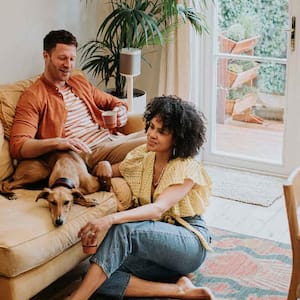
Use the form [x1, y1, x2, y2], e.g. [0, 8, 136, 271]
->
[215, 118, 284, 163]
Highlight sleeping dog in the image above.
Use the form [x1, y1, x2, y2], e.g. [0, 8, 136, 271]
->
[0, 151, 103, 226]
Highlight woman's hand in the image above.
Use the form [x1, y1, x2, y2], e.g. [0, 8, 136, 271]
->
[92, 161, 113, 191]
[78, 215, 114, 240]
[93, 161, 112, 178]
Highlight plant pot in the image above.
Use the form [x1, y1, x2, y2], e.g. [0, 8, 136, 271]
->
[106, 88, 147, 114]
[218, 63, 259, 88]
[227, 65, 259, 88]
[232, 93, 257, 115]
[219, 35, 260, 54]
[131, 88, 147, 114]
[225, 99, 235, 115]
[225, 93, 258, 116]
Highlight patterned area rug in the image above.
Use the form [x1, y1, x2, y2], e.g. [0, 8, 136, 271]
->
[194, 227, 291, 299]
[205, 165, 285, 207]
[33, 227, 291, 300]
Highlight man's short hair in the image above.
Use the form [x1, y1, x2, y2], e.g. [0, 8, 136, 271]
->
[43, 30, 78, 52]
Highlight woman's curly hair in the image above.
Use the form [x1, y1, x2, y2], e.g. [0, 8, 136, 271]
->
[144, 95, 207, 159]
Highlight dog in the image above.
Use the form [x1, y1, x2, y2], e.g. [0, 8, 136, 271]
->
[0, 150, 103, 226]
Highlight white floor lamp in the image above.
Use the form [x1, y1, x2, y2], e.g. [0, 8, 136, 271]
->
[120, 48, 141, 112]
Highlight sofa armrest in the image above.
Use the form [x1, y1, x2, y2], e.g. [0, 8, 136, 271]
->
[118, 112, 145, 135]
[0, 120, 4, 150]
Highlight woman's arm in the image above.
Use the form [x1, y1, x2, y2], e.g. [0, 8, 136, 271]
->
[78, 178, 194, 238]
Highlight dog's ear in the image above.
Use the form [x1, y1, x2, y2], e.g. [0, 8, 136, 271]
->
[35, 188, 52, 202]
[71, 189, 84, 200]
[72, 189, 98, 207]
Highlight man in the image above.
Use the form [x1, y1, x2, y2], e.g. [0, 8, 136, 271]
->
[10, 30, 146, 175]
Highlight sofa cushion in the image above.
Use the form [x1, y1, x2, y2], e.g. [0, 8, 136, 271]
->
[0, 120, 4, 149]
[0, 120, 14, 180]
[0, 139, 14, 180]
[0, 189, 117, 278]
[0, 76, 40, 139]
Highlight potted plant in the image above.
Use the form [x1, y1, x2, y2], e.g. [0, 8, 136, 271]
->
[226, 60, 259, 88]
[218, 59, 259, 89]
[226, 85, 257, 115]
[80, 0, 209, 98]
[219, 14, 260, 54]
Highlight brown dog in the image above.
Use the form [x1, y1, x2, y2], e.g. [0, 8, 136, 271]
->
[0, 151, 102, 226]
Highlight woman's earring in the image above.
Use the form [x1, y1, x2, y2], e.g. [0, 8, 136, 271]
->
[172, 146, 176, 157]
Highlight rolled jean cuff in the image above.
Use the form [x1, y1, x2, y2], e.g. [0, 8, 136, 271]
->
[89, 259, 131, 299]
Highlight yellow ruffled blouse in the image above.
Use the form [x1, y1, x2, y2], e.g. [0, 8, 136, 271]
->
[119, 144, 211, 213]
[119, 145, 212, 251]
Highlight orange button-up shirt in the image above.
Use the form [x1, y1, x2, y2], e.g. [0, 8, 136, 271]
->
[10, 73, 127, 159]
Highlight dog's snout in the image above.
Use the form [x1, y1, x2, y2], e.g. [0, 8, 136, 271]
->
[55, 218, 64, 226]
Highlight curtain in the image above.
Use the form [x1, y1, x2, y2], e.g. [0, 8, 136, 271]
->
[158, 1, 207, 105]
[158, 22, 191, 100]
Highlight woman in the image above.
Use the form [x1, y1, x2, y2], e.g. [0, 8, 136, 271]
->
[69, 95, 214, 300]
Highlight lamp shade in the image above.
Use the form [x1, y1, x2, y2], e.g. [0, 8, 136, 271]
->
[120, 48, 141, 77]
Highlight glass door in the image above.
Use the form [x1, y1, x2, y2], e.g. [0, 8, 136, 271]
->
[202, 0, 300, 176]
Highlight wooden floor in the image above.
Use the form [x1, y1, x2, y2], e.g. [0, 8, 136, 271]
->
[204, 195, 290, 244]
[209, 118, 289, 244]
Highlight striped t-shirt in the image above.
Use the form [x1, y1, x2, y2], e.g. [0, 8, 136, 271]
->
[60, 85, 112, 150]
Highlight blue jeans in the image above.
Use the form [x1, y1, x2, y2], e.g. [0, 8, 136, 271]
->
[89, 215, 210, 299]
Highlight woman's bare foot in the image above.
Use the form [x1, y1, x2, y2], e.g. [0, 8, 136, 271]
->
[176, 276, 215, 300]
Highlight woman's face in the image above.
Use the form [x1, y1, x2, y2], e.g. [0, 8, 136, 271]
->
[146, 115, 173, 154]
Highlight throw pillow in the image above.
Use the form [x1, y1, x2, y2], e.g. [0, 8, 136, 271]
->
[0, 139, 14, 180]
[0, 75, 39, 139]
[110, 177, 133, 211]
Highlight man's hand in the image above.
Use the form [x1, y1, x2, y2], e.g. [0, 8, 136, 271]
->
[56, 138, 92, 154]
[113, 106, 127, 127]
[19, 137, 92, 159]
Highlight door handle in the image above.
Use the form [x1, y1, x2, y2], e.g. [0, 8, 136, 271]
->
[290, 16, 296, 51]
[285, 16, 296, 51]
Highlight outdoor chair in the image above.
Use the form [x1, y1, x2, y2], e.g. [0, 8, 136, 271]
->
[283, 166, 300, 300]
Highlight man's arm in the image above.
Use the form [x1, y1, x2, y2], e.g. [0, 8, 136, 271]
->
[19, 137, 91, 159]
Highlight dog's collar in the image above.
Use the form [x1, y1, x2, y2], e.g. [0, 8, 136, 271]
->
[51, 177, 76, 189]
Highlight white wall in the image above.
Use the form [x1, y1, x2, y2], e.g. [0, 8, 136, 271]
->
[0, 0, 159, 98]
[0, 0, 84, 84]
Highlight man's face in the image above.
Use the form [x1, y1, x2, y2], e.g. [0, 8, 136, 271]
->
[43, 43, 76, 86]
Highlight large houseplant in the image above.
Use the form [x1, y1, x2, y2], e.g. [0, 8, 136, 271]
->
[80, 0, 209, 98]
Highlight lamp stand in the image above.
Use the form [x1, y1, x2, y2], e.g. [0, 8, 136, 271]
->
[120, 48, 141, 112]
[126, 75, 133, 112]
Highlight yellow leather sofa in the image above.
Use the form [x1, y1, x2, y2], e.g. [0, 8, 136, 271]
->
[0, 73, 144, 300]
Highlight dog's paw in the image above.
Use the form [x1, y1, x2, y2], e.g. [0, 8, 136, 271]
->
[90, 198, 99, 206]
[1, 192, 17, 200]
[0, 181, 13, 193]
[85, 198, 99, 207]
